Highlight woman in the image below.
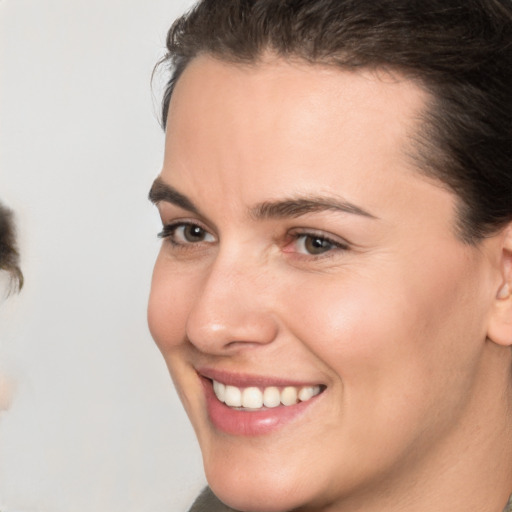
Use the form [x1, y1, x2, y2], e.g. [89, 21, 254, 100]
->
[148, 1, 512, 510]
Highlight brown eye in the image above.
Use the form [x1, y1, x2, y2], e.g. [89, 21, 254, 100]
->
[285, 231, 349, 257]
[158, 222, 215, 245]
[302, 235, 334, 255]
[183, 224, 208, 242]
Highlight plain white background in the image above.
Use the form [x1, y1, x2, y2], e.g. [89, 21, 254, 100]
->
[0, 1, 205, 510]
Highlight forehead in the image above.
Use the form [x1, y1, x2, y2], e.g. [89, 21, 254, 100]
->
[162, 55, 451, 227]
[167, 55, 428, 142]
[165, 55, 429, 179]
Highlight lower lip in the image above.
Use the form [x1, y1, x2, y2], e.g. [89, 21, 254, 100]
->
[202, 378, 321, 436]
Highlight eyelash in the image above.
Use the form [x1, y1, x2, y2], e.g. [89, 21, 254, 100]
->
[158, 221, 214, 247]
[158, 221, 350, 257]
[285, 229, 350, 257]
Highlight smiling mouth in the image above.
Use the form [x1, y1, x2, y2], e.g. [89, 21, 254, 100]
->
[211, 379, 325, 410]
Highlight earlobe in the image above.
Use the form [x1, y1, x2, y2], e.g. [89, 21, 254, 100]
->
[497, 283, 511, 301]
[487, 226, 512, 347]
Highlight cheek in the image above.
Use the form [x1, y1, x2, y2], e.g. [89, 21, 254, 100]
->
[147, 257, 206, 417]
[282, 255, 486, 413]
[284, 276, 411, 381]
[276, 270, 479, 474]
[147, 255, 195, 353]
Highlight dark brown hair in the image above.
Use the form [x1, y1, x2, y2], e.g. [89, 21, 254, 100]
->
[158, 0, 512, 242]
[0, 203, 23, 293]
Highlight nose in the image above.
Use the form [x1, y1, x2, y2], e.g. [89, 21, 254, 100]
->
[185, 253, 279, 354]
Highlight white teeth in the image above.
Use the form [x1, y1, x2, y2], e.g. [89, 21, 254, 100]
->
[213, 381, 225, 402]
[263, 386, 281, 408]
[224, 385, 242, 407]
[242, 387, 263, 409]
[281, 386, 298, 406]
[212, 380, 322, 409]
[298, 386, 316, 402]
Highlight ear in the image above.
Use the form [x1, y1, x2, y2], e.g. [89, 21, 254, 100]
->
[487, 225, 512, 347]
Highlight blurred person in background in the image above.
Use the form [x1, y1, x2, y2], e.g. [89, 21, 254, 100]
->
[0, 201, 22, 412]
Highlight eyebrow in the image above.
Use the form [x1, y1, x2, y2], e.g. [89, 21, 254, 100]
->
[149, 177, 377, 221]
[250, 197, 376, 220]
[148, 177, 201, 216]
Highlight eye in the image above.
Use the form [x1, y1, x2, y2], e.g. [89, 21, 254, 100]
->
[285, 231, 349, 257]
[298, 235, 335, 255]
[159, 222, 215, 246]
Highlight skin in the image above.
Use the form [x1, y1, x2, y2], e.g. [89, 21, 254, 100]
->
[148, 56, 512, 512]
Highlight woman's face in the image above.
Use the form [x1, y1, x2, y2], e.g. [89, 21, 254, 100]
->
[148, 57, 500, 511]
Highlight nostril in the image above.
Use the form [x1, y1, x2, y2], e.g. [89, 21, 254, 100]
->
[225, 339, 268, 350]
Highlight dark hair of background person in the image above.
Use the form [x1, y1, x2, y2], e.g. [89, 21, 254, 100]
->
[0, 203, 23, 293]
[156, 0, 512, 243]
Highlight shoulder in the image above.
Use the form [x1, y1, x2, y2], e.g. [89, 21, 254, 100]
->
[188, 487, 238, 512]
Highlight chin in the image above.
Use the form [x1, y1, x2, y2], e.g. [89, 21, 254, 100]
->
[210, 479, 306, 512]
[203, 453, 324, 512]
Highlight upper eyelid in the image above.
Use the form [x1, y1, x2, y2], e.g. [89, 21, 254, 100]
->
[160, 218, 213, 232]
[155, 201, 219, 234]
[288, 228, 351, 248]
[158, 220, 217, 241]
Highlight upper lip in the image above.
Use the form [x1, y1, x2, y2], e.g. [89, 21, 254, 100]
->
[198, 367, 325, 389]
